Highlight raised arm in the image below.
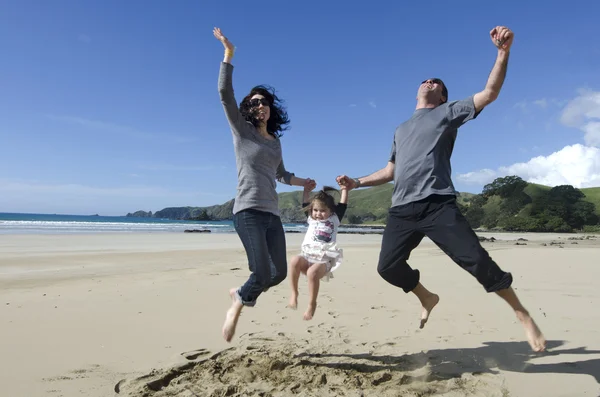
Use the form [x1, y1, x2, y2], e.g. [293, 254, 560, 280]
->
[336, 161, 394, 190]
[276, 158, 317, 189]
[473, 26, 513, 113]
[334, 185, 349, 221]
[214, 27, 246, 132]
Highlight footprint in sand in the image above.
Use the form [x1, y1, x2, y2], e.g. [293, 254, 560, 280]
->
[321, 295, 334, 303]
[180, 349, 211, 361]
[281, 316, 288, 320]
[328, 311, 339, 319]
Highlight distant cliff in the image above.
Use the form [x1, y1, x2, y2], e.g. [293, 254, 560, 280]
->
[126, 210, 153, 218]
[125, 186, 394, 224]
[130, 198, 306, 222]
[152, 200, 235, 221]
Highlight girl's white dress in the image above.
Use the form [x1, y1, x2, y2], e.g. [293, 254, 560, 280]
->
[300, 203, 347, 282]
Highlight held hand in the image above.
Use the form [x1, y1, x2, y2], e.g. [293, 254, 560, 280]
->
[336, 175, 357, 190]
[490, 26, 513, 51]
[213, 27, 235, 52]
[303, 178, 317, 191]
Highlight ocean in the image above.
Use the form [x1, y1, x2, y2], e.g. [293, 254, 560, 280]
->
[0, 212, 307, 234]
[0, 212, 382, 235]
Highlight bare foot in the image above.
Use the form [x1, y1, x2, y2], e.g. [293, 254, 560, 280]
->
[517, 311, 546, 352]
[419, 293, 440, 329]
[303, 302, 316, 321]
[222, 288, 243, 342]
[288, 294, 298, 310]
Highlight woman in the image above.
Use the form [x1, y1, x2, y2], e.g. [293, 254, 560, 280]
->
[214, 27, 316, 342]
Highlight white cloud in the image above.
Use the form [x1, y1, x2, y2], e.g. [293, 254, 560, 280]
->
[456, 169, 497, 185]
[560, 89, 600, 147]
[582, 121, 600, 147]
[459, 90, 600, 189]
[369, 101, 377, 109]
[349, 104, 357, 107]
[513, 97, 566, 113]
[46, 114, 196, 143]
[457, 144, 600, 188]
[514, 101, 528, 111]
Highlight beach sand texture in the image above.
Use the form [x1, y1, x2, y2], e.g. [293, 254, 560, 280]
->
[1, 232, 599, 396]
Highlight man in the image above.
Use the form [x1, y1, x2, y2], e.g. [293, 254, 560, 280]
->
[337, 26, 546, 352]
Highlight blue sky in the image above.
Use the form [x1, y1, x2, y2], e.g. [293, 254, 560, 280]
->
[1, 0, 599, 215]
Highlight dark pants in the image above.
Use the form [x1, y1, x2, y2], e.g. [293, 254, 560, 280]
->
[233, 209, 287, 306]
[377, 194, 513, 293]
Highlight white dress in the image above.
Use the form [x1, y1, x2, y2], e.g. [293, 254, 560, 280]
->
[300, 205, 346, 282]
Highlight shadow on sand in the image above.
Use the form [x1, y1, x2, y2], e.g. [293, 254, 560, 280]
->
[295, 340, 600, 386]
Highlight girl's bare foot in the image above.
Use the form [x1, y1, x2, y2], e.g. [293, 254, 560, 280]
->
[419, 293, 440, 329]
[517, 310, 546, 352]
[222, 288, 243, 342]
[303, 302, 316, 320]
[288, 294, 298, 310]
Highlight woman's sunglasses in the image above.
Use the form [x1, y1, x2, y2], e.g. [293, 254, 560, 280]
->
[249, 98, 270, 107]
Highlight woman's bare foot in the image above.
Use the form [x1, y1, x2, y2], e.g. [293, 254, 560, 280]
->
[288, 294, 298, 310]
[303, 302, 316, 320]
[517, 310, 546, 352]
[419, 293, 440, 329]
[222, 288, 243, 342]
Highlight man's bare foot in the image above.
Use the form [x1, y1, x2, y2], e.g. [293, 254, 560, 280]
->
[419, 293, 440, 329]
[517, 311, 546, 352]
[494, 287, 546, 352]
[303, 302, 316, 320]
[288, 294, 298, 310]
[222, 288, 243, 342]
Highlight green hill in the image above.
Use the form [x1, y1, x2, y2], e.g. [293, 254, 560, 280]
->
[581, 187, 600, 215]
[126, 177, 600, 232]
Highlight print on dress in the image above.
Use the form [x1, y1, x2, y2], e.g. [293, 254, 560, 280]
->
[313, 219, 335, 243]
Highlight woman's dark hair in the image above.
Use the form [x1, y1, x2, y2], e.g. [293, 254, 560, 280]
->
[302, 186, 339, 215]
[239, 85, 290, 138]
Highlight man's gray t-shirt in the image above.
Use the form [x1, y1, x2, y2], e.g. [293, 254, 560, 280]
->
[389, 96, 478, 207]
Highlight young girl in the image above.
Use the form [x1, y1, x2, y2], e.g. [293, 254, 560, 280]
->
[288, 182, 348, 320]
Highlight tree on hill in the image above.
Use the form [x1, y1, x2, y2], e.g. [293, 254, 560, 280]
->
[529, 185, 598, 231]
[464, 177, 599, 232]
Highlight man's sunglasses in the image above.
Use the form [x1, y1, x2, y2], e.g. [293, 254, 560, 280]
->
[249, 98, 270, 107]
[422, 79, 443, 86]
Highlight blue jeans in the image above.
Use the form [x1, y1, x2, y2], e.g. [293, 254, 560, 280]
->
[233, 209, 288, 306]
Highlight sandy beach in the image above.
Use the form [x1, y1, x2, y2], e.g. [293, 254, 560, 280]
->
[1, 231, 599, 397]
